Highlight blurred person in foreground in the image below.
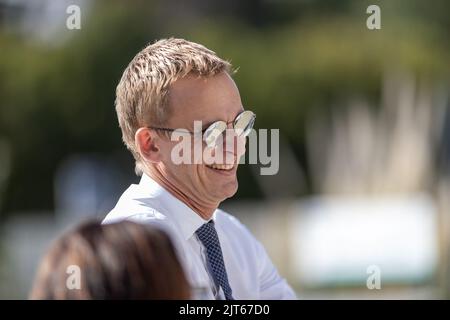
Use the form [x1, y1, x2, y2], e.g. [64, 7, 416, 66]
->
[103, 38, 295, 299]
[30, 220, 190, 299]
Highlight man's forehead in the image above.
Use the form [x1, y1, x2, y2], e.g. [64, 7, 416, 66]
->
[167, 73, 242, 125]
[169, 73, 239, 102]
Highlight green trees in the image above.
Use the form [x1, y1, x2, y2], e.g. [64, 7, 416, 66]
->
[0, 0, 449, 217]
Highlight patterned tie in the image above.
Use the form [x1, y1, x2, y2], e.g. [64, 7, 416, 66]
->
[195, 220, 234, 300]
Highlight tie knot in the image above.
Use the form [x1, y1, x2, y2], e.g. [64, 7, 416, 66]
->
[196, 220, 218, 245]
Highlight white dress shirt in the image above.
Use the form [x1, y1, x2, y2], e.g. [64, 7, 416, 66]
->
[103, 174, 296, 300]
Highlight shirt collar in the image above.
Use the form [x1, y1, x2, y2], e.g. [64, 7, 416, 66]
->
[139, 173, 215, 240]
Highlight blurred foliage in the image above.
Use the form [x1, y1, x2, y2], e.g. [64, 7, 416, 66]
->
[0, 0, 449, 218]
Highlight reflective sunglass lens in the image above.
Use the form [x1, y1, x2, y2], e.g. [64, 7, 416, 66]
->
[234, 111, 256, 137]
[203, 121, 227, 147]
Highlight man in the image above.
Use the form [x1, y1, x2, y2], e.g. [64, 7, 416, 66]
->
[103, 38, 296, 299]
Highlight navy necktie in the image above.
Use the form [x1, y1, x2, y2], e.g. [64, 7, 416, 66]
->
[196, 220, 234, 300]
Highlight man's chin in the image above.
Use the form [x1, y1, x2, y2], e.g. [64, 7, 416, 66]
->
[218, 181, 239, 200]
[203, 167, 239, 200]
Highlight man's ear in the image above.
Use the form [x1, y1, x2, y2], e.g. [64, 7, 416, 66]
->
[135, 128, 162, 163]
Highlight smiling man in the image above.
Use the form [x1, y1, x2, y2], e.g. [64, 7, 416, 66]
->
[103, 38, 296, 300]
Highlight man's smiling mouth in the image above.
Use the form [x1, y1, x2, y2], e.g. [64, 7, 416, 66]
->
[206, 163, 235, 171]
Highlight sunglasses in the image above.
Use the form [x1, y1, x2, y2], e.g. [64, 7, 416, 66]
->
[148, 110, 256, 148]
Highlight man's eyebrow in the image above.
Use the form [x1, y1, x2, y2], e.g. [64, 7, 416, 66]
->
[193, 108, 245, 131]
[187, 119, 213, 132]
[203, 109, 245, 128]
[201, 121, 214, 131]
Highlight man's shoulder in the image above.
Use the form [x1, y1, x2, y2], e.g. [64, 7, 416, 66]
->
[102, 184, 167, 224]
[103, 206, 166, 224]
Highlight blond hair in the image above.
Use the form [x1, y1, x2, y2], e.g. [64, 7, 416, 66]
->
[115, 38, 232, 175]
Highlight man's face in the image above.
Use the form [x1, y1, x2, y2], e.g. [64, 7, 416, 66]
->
[156, 72, 246, 204]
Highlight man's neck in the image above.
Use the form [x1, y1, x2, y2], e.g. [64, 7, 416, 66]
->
[145, 170, 218, 221]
